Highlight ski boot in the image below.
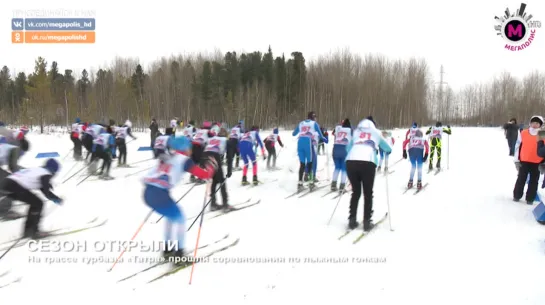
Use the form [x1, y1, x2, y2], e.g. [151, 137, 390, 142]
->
[407, 180, 413, 189]
[348, 217, 359, 230]
[384, 166, 389, 173]
[331, 181, 338, 192]
[172, 249, 191, 266]
[210, 199, 222, 211]
[303, 173, 309, 182]
[252, 175, 258, 186]
[190, 175, 196, 183]
[363, 219, 375, 232]
[163, 248, 175, 259]
[377, 166, 382, 172]
[436, 162, 441, 172]
[417, 180, 422, 190]
[428, 163, 433, 171]
[241, 176, 250, 186]
[223, 202, 235, 212]
[196, 179, 206, 184]
[339, 183, 346, 193]
[297, 181, 304, 192]
[308, 177, 316, 191]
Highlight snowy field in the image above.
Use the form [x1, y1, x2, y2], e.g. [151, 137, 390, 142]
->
[1, 127, 545, 304]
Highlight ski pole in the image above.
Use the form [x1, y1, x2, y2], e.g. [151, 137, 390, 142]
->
[0, 237, 25, 261]
[62, 149, 74, 161]
[186, 180, 228, 231]
[107, 210, 154, 272]
[189, 182, 212, 284]
[129, 158, 154, 167]
[62, 162, 92, 184]
[385, 169, 393, 231]
[125, 166, 153, 178]
[327, 182, 351, 225]
[447, 134, 450, 170]
[61, 161, 80, 181]
[154, 183, 198, 223]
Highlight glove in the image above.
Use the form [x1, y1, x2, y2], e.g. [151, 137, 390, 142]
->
[226, 170, 232, 178]
[515, 161, 521, 172]
[423, 153, 428, 163]
[323, 137, 328, 144]
[262, 150, 266, 160]
[52, 198, 63, 205]
[403, 150, 407, 159]
[539, 164, 545, 175]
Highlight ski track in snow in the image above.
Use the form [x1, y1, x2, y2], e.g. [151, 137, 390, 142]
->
[1, 127, 545, 304]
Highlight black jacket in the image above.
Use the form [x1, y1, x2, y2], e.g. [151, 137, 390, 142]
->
[503, 123, 519, 141]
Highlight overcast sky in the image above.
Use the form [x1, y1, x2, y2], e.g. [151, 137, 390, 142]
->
[3, 0, 544, 90]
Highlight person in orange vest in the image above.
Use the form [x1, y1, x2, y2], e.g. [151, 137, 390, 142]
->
[514, 115, 544, 204]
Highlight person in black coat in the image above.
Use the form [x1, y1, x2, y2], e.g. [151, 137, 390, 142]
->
[503, 118, 520, 156]
[149, 118, 159, 148]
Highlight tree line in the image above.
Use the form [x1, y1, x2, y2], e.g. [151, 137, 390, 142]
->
[0, 46, 543, 132]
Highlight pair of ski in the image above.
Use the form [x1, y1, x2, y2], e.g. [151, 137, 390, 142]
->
[428, 169, 441, 175]
[181, 198, 262, 223]
[402, 182, 429, 195]
[117, 234, 240, 284]
[338, 212, 389, 244]
[0, 217, 108, 252]
[284, 182, 328, 199]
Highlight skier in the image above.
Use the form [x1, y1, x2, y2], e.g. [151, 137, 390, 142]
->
[182, 120, 197, 139]
[306, 129, 320, 182]
[0, 130, 30, 221]
[514, 115, 544, 204]
[292, 111, 327, 191]
[402, 129, 429, 190]
[203, 127, 233, 211]
[190, 121, 212, 184]
[170, 117, 181, 133]
[153, 128, 175, 159]
[115, 120, 137, 167]
[405, 122, 419, 140]
[377, 130, 395, 172]
[150, 118, 160, 149]
[1, 158, 62, 239]
[239, 126, 265, 186]
[331, 118, 352, 192]
[345, 117, 392, 230]
[142, 136, 218, 261]
[226, 121, 243, 176]
[70, 118, 84, 161]
[503, 118, 520, 156]
[425, 122, 452, 171]
[89, 126, 115, 179]
[82, 123, 103, 161]
[264, 128, 284, 170]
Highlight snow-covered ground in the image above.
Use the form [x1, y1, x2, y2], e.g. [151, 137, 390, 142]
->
[1, 127, 544, 304]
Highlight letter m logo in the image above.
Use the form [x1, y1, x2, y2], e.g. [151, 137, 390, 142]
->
[507, 24, 523, 37]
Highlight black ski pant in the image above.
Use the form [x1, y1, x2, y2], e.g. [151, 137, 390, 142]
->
[116, 138, 127, 165]
[189, 143, 205, 180]
[265, 142, 277, 168]
[346, 160, 376, 222]
[0, 168, 13, 216]
[82, 134, 94, 161]
[514, 161, 540, 201]
[226, 138, 240, 169]
[2, 178, 43, 234]
[70, 135, 82, 158]
[92, 146, 112, 174]
[507, 137, 516, 156]
[203, 151, 228, 206]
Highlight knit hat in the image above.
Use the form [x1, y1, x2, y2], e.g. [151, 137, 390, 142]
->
[530, 115, 544, 127]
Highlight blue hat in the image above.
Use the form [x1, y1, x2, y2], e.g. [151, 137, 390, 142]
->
[75, 117, 81, 123]
[170, 136, 192, 152]
[273, 128, 279, 134]
[412, 122, 417, 128]
[44, 158, 60, 175]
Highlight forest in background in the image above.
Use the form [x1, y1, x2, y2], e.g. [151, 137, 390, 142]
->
[0, 47, 543, 132]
